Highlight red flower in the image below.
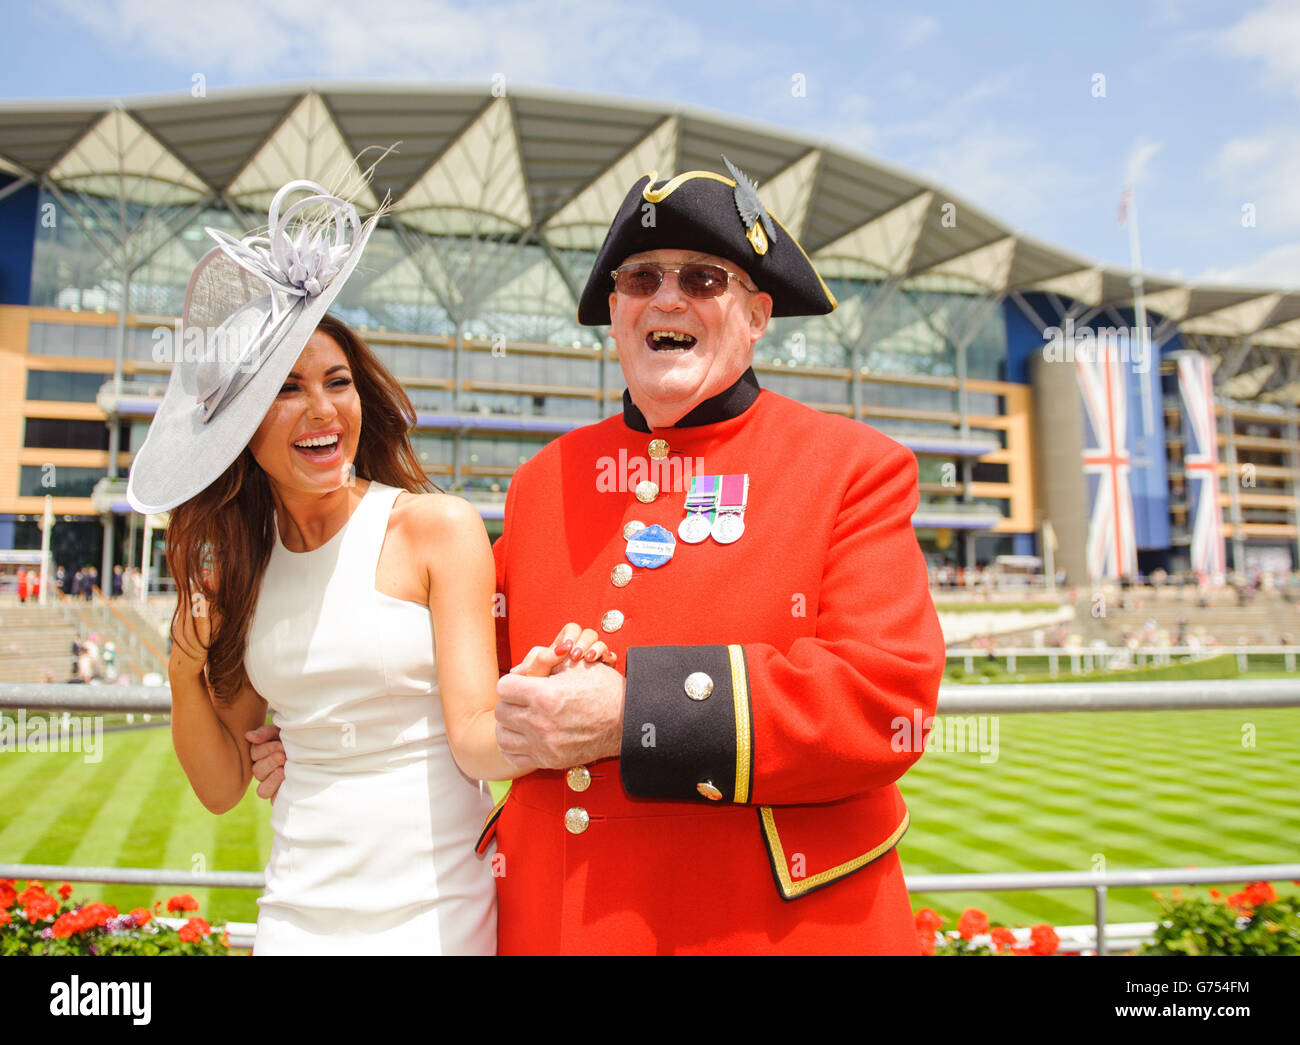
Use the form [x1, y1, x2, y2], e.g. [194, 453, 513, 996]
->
[914, 907, 943, 933]
[0, 879, 16, 908]
[958, 908, 990, 940]
[1244, 881, 1276, 906]
[17, 883, 47, 906]
[991, 927, 1018, 952]
[1226, 889, 1253, 913]
[0, 909, 10, 927]
[1209, 889, 1221, 899]
[177, 916, 211, 943]
[1029, 924, 1060, 956]
[916, 928, 936, 956]
[52, 912, 84, 939]
[129, 907, 151, 926]
[166, 894, 199, 914]
[24, 894, 58, 921]
[57, 883, 73, 900]
[78, 902, 117, 927]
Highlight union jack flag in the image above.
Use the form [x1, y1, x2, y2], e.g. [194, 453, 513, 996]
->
[1177, 353, 1226, 579]
[1076, 337, 1137, 579]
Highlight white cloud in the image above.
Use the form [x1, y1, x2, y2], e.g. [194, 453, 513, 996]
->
[908, 127, 1089, 232]
[1199, 242, 1300, 287]
[899, 14, 940, 48]
[1212, 126, 1300, 232]
[1124, 139, 1163, 187]
[1220, 0, 1300, 97]
[50, 0, 708, 86]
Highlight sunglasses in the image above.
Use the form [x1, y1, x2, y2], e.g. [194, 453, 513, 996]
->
[611, 262, 759, 299]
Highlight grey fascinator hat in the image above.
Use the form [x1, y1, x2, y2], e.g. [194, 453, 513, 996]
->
[126, 180, 380, 515]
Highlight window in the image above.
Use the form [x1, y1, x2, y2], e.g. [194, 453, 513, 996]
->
[25, 370, 105, 403]
[23, 418, 110, 450]
[19, 465, 105, 497]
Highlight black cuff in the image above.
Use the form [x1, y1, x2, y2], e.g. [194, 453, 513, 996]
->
[620, 644, 753, 804]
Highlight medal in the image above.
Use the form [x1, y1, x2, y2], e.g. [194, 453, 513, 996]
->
[625, 524, 676, 569]
[678, 474, 719, 544]
[712, 513, 746, 544]
[678, 513, 712, 544]
[711, 473, 749, 545]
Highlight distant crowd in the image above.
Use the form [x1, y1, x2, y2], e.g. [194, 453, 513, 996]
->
[1, 564, 150, 602]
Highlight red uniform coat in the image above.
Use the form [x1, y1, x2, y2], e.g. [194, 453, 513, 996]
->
[486, 371, 944, 954]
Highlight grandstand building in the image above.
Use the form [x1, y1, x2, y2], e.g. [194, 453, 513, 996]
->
[0, 84, 1297, 586]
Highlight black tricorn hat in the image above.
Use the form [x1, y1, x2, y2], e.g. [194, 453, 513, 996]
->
[576, 157, 837, 326]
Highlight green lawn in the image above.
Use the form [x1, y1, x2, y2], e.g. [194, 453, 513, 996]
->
[2, 708, 1297, 933]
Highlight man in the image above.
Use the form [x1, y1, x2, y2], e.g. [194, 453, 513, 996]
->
[253, 160, 945, 954]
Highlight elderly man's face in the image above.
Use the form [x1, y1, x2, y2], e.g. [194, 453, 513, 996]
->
[608, 248, 772, 427]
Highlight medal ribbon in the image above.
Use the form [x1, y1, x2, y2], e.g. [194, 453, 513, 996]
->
[717, 473, 749, 515]
[685, 474, 721, 524]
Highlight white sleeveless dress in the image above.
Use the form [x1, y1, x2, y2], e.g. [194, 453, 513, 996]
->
[243, 481, 497, 955]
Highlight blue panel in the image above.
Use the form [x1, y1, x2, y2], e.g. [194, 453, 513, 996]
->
[0, 176, 38, 306]
[0, 515, 14, 550]
[1011, 532, 1036, 556]
[1118, 310, 1171, 551]
[1002, 297, 1048, 385]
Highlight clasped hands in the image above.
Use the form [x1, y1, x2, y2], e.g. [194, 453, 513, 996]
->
[246, 622, 626, 797]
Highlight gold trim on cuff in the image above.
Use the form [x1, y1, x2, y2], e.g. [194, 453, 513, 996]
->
[728, 644, 751, 804]
[759, 806, 910, 899]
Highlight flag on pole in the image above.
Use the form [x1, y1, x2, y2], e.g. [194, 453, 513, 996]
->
[1118, 187, 1131, 227]
[1178, 353, 1226, 581]
[1076, 334, 1138, 580]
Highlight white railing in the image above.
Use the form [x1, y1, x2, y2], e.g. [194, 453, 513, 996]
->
[945, 644, 1299, 676]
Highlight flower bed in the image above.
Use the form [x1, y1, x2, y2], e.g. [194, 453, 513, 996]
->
[1140, 882, 1300, 956]
[915, 880, 1300, 956]
[915, 906, 1061, 956]
[0, 879, 231, 956]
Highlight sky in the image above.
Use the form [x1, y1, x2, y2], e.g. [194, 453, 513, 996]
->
[1, 0, 1297, 290]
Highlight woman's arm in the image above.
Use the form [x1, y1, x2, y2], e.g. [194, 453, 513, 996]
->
[169, 601, 268, 814]
[420, 494, 535, 782]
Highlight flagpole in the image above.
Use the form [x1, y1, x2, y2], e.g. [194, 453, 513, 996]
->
[39, 495, 53, 606]
[1125, 186, 1156, 466]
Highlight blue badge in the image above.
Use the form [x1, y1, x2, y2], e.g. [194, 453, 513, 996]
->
[625, 524, 676, 569]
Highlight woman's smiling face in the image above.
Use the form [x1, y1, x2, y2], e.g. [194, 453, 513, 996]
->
[247, 328, 361, 496]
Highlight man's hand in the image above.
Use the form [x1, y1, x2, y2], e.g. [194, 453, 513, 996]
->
[246, 723, 285, 800]
[495, 661, 625, 770]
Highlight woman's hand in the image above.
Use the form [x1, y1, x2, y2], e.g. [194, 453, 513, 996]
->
[510, 622, 618, 677]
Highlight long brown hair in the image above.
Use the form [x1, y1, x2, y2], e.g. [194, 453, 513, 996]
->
[165, 314, 433, 702]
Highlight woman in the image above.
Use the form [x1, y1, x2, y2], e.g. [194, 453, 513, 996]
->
[128, 182, 609, 954]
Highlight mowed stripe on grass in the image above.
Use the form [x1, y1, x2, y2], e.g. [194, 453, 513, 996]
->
[900, 707, 1300, 929]
[0, 724, 271, 924]
[2, 709, 1296, 932]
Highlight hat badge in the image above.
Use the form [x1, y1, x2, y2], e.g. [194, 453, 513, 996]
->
[722, 155, 776, 257]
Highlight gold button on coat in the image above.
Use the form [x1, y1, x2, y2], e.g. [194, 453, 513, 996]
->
[697, 782, 723, 801]
[566, 766, 592, 792]
[648, 438, 669, 460]
[610, 563, 632, 587]
[623, 519, 645, 540]
[634, 480, 659, 503]
[600, 609, 624, 633]
[565, 807, 590, 834]
[684, 672, 714, 701]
